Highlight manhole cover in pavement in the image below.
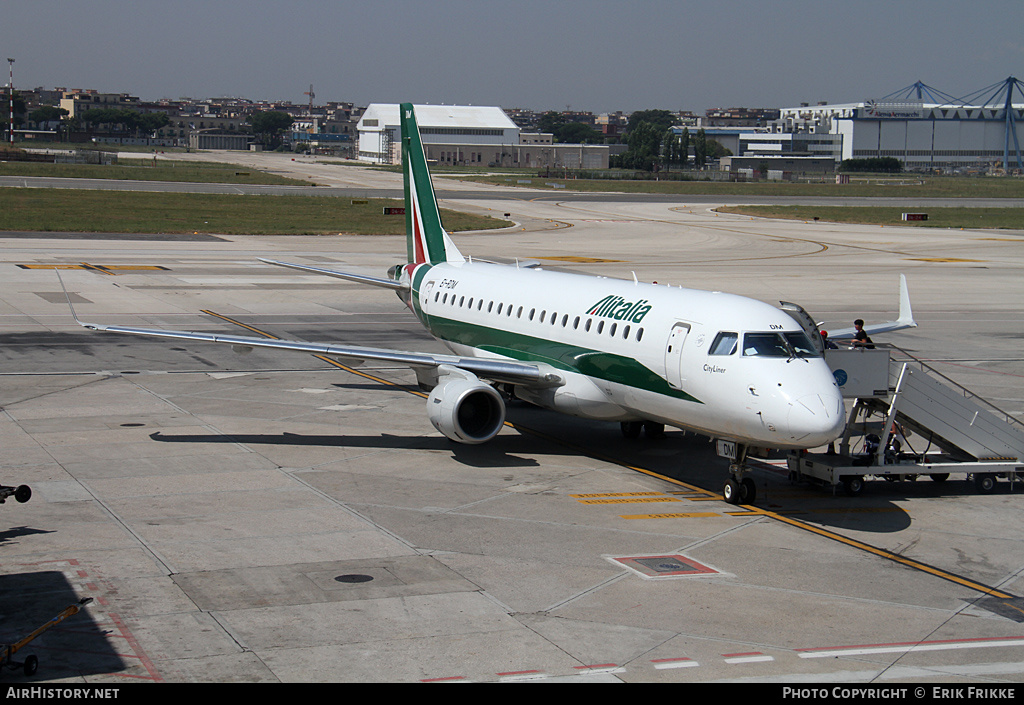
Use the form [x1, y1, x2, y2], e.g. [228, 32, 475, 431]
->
[606, 554, 723, 579]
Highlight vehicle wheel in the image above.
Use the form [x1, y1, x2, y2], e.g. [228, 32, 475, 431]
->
[740, 477, 757, 504]
[23, 655, 38, 677]
[14, 485, 31, 503]
[643, 421, 666, 439]
[842, 476, 864, 496]
[929, 473, 949, 483]
[723, 478, 741, 505]
[620, 421, 642, 439]
[974, 473, 997, 494]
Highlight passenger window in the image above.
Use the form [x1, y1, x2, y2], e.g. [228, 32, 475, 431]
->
[573, 316, 580, 329]
[623, 325, 630, 339]
[609, 322, 617, 336]
[597, 321, 604, 334]
[709, 332, 738, 356]
[637, 328, 644, 342]
[585, 319, 592, 332]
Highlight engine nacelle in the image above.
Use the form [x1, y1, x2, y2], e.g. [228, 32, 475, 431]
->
[427, 377, 506, 444]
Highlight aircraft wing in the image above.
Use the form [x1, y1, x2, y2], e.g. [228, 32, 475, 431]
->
[73, 318, 564, 388]
[258, 258, 408, 291]
[827, 274, 917, 340]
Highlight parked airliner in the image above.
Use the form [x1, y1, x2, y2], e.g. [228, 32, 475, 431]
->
[69, 103, 914, 505]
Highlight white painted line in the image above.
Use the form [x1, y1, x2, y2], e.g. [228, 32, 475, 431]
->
[724, 654, 774, 664]
[652, 658, 699, 670]
[799, 637, 1024, 659]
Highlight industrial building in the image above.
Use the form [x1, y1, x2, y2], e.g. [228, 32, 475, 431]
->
[691, 78, 1024, 174]
[357, 103, 609, 169]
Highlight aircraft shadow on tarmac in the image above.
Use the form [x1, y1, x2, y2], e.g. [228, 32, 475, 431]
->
[143, 411, 958, 535]
[0, 571, 126, 679]
[148, 430, 542, 468]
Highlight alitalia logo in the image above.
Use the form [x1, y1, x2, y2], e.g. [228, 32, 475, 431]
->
[587, 295, 652, 323]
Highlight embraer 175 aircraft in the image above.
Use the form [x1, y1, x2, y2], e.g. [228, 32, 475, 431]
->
[69, 103, 915, 505]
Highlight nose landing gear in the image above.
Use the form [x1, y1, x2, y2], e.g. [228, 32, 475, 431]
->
[721, 443, 757, 505]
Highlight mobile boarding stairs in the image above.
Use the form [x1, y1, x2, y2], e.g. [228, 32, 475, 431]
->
[788, 346, 1024, 496]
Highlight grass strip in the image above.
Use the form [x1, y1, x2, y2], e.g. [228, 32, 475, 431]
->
[0, 188, 508, 235]
[717, 205, 1024, 230]
[468, 175, 1024, 199]
[0, 160, 307, 186]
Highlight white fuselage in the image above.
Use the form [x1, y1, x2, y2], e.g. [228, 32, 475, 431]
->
[406, 260, 845, 449]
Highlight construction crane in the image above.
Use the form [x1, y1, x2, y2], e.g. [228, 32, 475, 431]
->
[304, 84, 315, 116]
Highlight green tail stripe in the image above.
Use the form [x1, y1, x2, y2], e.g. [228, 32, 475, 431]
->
[400, 103, 447, 264]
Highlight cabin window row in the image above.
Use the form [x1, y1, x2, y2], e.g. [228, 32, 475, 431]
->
[433, 290, 645, 342]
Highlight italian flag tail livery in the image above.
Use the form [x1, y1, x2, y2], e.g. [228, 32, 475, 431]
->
[401, 103, 464, 266]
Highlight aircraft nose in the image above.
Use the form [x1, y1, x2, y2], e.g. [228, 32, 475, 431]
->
[787, 392, 845, 446]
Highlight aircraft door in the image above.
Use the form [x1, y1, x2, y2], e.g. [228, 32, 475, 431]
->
[664, 322, 691, 390]
[421, 280, 434, 313]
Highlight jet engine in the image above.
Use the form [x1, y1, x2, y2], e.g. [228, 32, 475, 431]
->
[426, 376, 506, 444]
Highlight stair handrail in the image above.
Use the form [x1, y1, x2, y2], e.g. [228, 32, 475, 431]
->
[882, 343, 1024, 432]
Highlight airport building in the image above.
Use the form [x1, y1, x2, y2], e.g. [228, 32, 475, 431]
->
[777, 79, 1024, 173]
[683, 79, 1024, 174]
[357, 103, 609, 169]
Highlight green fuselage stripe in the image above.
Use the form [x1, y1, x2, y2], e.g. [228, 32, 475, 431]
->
[416, 307, 702, 404]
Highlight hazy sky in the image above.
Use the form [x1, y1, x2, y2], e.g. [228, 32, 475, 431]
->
[4, 0, 1023, 113]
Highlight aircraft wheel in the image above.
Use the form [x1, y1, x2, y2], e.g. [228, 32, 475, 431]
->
[620, 421, 642, 439]
[723, 478, 741, 505]
[974, 473, 997, 494]
[929, 473, 949, 483]
[740, 477, 757, 504]
[643, 422, 666, 439]
[842, 476, 864, 496]
[15, 485, 31, 503]
[23, 654, 38, 677]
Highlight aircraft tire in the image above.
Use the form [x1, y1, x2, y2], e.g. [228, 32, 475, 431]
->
[723, 478, 741, 505]
[620, 421, 642, 439]
[23, 655, 38, 677]
[740, 477, 756, 504]
[643, 422, 666, 439]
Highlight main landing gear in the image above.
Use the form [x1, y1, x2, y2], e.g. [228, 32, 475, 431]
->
[722, 443, 756, 505]
[620, 421, 666, 440]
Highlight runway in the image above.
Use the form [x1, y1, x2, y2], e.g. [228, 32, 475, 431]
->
[2, 164, 1024, 683]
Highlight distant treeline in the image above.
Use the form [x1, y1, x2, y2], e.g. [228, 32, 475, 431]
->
[839, 157, 903, 173]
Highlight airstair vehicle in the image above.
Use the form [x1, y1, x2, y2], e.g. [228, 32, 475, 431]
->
[787, 346, 1024, 496]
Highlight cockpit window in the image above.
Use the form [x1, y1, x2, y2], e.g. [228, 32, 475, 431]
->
[742, 331, 822, 358]
[709, 331, 738, 355]
[783, 331, 821, 358]
[743, 332, 790, 357]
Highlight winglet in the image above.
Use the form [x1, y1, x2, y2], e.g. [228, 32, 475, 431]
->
[896, 273, 917, 329]
[55, 270, 104, 330]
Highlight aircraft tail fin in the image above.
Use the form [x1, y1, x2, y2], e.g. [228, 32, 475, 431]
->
[400, 103, 464, 266]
